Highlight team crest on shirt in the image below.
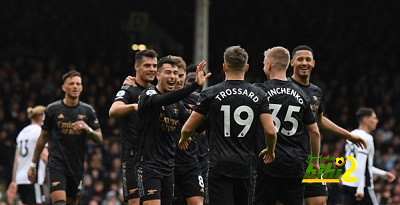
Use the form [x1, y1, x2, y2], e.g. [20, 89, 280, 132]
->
[78, 115, 86, 120]
[146, 89, 157, 96]
[313, 95, 318, 101]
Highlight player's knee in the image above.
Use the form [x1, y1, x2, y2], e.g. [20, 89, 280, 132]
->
[53, 200, 66, 205]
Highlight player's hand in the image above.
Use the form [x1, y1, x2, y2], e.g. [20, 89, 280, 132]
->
[386, 171, 396, 183]
[28, 167, 37, 183]
[348, 133, 367, 149]
[178, 137, 192, 150]
[355, 193, 364, 201]
[72, 120, 89, 132]
[195, 61, 211, 86]
[124, 76, 137, 87]
[259, 148, 275, 164]
[132, 103, 138, 111]
[6, 181, 17, 201]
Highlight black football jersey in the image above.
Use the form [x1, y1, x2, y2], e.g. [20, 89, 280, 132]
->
[113, 84, 145, 162]
[288, 77, 323, 120]
[255, 79, 315, 178]
[175, 92, 202, 167]
[194, 80, 270, 178]
[137, 84, 198, 176]
[42, 100, 100, 176]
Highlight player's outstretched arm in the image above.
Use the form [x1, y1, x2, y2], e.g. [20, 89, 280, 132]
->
[28, 130, 49, 183]
[372, 167, 396, 182]
[318, 114, 367, 149]
[179, 111, 206, 150]
[307, 123, 321, 161]
[109, 101, 138, 117]
[259, 113, 277, 164]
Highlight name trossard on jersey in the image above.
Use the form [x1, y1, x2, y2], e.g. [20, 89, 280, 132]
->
[194, 80, 270, 178]
[137, 85, 190, 176]
[114, 84, 145, 163]
[42, 100, 100, 176]
[256, 79, 315, 178]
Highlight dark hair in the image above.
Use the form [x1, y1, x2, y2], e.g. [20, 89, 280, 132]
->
[62, 70, 81, 83]
[157, 56, 177, 71]
[291, 45, 314, 59]
[135, 49, 158, 64]
[186, 64, 197, 73]
[224, 45, 248, 71]
[356, 107, 375, 124]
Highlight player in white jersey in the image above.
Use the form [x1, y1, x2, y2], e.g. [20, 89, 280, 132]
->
[343, 107, 396, 205]
[7, 105, 48, 205]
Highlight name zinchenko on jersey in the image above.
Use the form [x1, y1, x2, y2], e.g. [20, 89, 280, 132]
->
[266, 87, 304, 104]
[215, 88, 259, 102]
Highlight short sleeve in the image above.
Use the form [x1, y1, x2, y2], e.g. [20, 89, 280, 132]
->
[193, 90, 211, 116]
[87, 107, 100, 130]
[114, 85, 134, 104]
[41, 107, 53, 131]
[303, 101, 317, 125]
[259, 92, 270, 114]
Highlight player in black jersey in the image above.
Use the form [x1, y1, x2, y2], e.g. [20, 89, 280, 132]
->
[170, 56, 205, 205]
[254, 47, 321, 205]
[28, 70, 103, 205]
[289, 45, 367, 205]
[179, 46, 277, 205]
[109, 49, 158, 205]
[137, 56, 210, 205]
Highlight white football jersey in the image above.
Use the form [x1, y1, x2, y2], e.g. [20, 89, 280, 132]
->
[15, 124, 46, 185]
[343, 129, 374, 188]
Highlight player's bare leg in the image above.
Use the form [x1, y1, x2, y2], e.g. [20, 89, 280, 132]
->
[186, 196, 203, 205]
[51, 190, 66, 204]
[143, 199, 160, 205]
[305, 196, 327, 205]
[128, 198, 140, 205]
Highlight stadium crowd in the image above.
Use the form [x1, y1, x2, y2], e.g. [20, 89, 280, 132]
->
[1, 1, 400, 204]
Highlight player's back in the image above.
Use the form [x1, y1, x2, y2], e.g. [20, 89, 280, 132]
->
[256, 79, 315, 178]
[195, 80, 269, 178]
[16, 124, 46, 184]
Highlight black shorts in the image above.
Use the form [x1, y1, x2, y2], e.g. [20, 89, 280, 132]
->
[18, 184, 45, 204]
[342, 185, 378, 205]
[208, 168, 254, 205]
[137, 167, 174, 204]
[122, 161, 140, 201]
[174, 165, 205, 200]
[48, 168, 83, 199]
[254, 169, 305, 205]
[304, 182, 328, 198]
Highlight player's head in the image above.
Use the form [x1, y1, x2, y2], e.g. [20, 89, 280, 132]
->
[263, 46, 290, 78]
[223, 45, 249, 74]
[356, 107, 378, 132]
[27, 105, 45, 123]
[184, 64, 197, 87]
[134, 49, 158, 83]
[290, 45, 315, 80]
[170, 56, 187, 90]
[62, 70, 82, 99]
[156, 56, 178, 93]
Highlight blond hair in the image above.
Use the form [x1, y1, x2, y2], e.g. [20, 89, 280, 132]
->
[264, 46, 290, 70]
[27, 105, 46, 120]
